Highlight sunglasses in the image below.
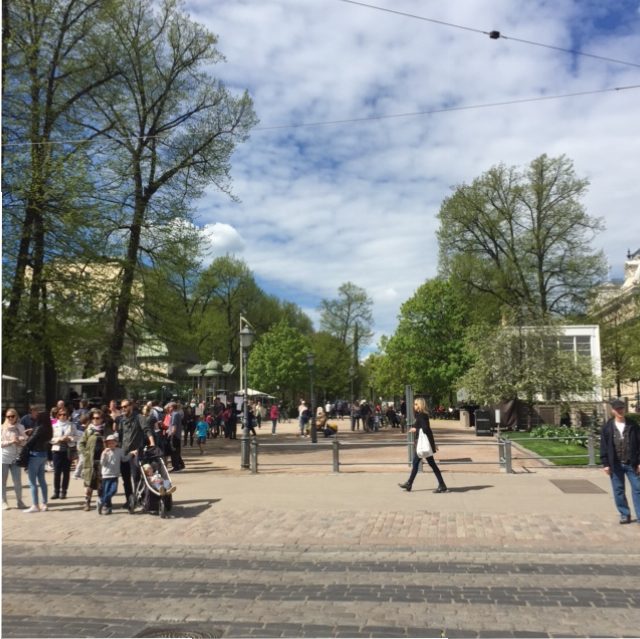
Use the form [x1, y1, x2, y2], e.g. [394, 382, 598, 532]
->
[121, 404, 130, 409]
[58, 412, 68, 416]
[7, 414, 17, 419]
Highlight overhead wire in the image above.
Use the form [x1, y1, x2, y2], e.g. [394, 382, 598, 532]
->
[3, 84, 639, 147]
[252, 85, 639, 131]
[336, 0, 640, 69]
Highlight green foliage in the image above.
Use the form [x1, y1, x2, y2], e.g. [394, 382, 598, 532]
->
[598, 308, 640, 397]
[309, 332, 352, 400]
[247, 321, 310, 398]
[381, 278, 471, 404]
[438, 154, 606, 321]
[319, 282, 374, 358]
[529, 425, 589, 447]
[460, 322, 598, 405]
[504, 431, 594, 466]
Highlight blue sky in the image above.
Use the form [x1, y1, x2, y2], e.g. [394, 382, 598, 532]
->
[188, 0, 640, 349]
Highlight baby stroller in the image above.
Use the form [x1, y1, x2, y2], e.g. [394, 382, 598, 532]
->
[134, 446, 176, 518]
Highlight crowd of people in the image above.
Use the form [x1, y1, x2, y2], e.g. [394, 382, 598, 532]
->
[1, 398, 191, 514]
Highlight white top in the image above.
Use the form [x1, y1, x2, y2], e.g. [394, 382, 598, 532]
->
[1, 423, 27, 464]
[51, 420, 79, 452]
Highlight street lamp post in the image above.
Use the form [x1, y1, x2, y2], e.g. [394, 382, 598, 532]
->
[307, 353, 317, 443]
[349, 365, 355, 404]
[240, 323, 255, 469]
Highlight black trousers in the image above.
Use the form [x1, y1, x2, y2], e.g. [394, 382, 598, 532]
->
[52, 451, 71, 496]
[120, 455, 141, 501]
[408, 452, 445, 487]
[169, 436, 184, 470]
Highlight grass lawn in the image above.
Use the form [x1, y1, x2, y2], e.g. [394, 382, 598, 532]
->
[502, 431, 598, 466]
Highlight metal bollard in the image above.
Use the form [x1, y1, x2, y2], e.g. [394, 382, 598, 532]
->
[240, 431, 249, 469]
[332, 438, 340, 473]
[250, 437, 258, 474]
[503, 439, 513, 474]
[587, 431, 596, 467]
[407, 430, 414, 467]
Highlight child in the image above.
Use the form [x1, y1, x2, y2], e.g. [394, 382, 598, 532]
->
[195, 417, 209, 455]
[98, 434, 128, 515]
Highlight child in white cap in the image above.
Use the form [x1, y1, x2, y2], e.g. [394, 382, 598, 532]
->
[98, 434, 129, 515]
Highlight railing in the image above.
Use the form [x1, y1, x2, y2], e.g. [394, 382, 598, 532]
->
[501, 432, 599, 467]
[248, 435, 514, 474]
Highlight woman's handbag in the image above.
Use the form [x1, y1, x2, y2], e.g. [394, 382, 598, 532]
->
[16, 445, 31, 469]
[416, 429, 433, 458]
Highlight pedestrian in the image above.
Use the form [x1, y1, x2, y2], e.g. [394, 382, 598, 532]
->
[22, 412, 53, 513]
[600, 398, 640, 525]
[2, 408, 28, 510]
[269, 402, 279, 435]
[119, 399, 156, 512]
[195, 417, 208, 455]
[398, 397, 448, 494]
[78, 409, 105, 511]
[50, 405, 79, 500]
[298, 399, 309, 437]
[183, 405, 195, 447]
[98, 434, 128, 515]
[167, 402, 185, 472]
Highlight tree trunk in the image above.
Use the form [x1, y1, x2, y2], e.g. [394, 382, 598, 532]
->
[104, 193, 145, 399]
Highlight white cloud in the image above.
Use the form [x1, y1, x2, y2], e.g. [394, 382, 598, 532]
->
[200, 223, 246, 259]
[188, 0, 640, 344]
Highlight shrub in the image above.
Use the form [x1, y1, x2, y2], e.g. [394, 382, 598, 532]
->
[530, 425, 589, 448]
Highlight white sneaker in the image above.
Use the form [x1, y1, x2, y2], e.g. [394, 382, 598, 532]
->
[2, 501, 9, 510]
[39, 504, 48, 512]
[23, 505, 40, 513]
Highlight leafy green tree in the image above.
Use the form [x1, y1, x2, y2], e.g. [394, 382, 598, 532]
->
[197, 256, 262, 367]
[141, 222, 207, 364]
[598, 306, 640, 398]
[318, 282, 373, 361]
[308, 332, 352, 402]
[460, 323, 598, 424]
[84, 0, 257, 398]
[438, 154, 607, 322]
[381, 279, 470, 404]
[247, 321, 310, 401]
[2, 0, 121, 405]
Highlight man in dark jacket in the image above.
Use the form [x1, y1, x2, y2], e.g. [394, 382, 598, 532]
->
[600, 398, 640, 524]
[118, 399, 155, 512]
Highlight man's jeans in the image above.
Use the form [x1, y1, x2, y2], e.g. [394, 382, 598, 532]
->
[610, 462, 640, 520]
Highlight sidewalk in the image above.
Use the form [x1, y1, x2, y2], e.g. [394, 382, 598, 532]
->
[3, 419, 639, 639]
[1, 419, 634, 553]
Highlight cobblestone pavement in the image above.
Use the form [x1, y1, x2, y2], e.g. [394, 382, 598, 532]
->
[2, 544, 639, 638]
[2, 421, 639, 638]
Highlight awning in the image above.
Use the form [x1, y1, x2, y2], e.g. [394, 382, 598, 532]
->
[235, 388, 275, 398]
[68, 366, 175, 385]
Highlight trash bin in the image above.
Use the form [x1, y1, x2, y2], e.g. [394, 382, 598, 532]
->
[475, 409, 492, 436]
[460, 409, 470, 429]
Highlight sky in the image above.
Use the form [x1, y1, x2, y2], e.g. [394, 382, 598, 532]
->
[186, 0, 640, 350]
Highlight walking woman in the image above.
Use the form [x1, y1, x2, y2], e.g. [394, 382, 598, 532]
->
[23, 412, 54, 512]
[398, 397, 448, 493]
[2, 409, 28, 510]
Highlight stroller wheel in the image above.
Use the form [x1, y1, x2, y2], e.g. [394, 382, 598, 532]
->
[128, 494, 136, 514]
[159, 497, 167, 519]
